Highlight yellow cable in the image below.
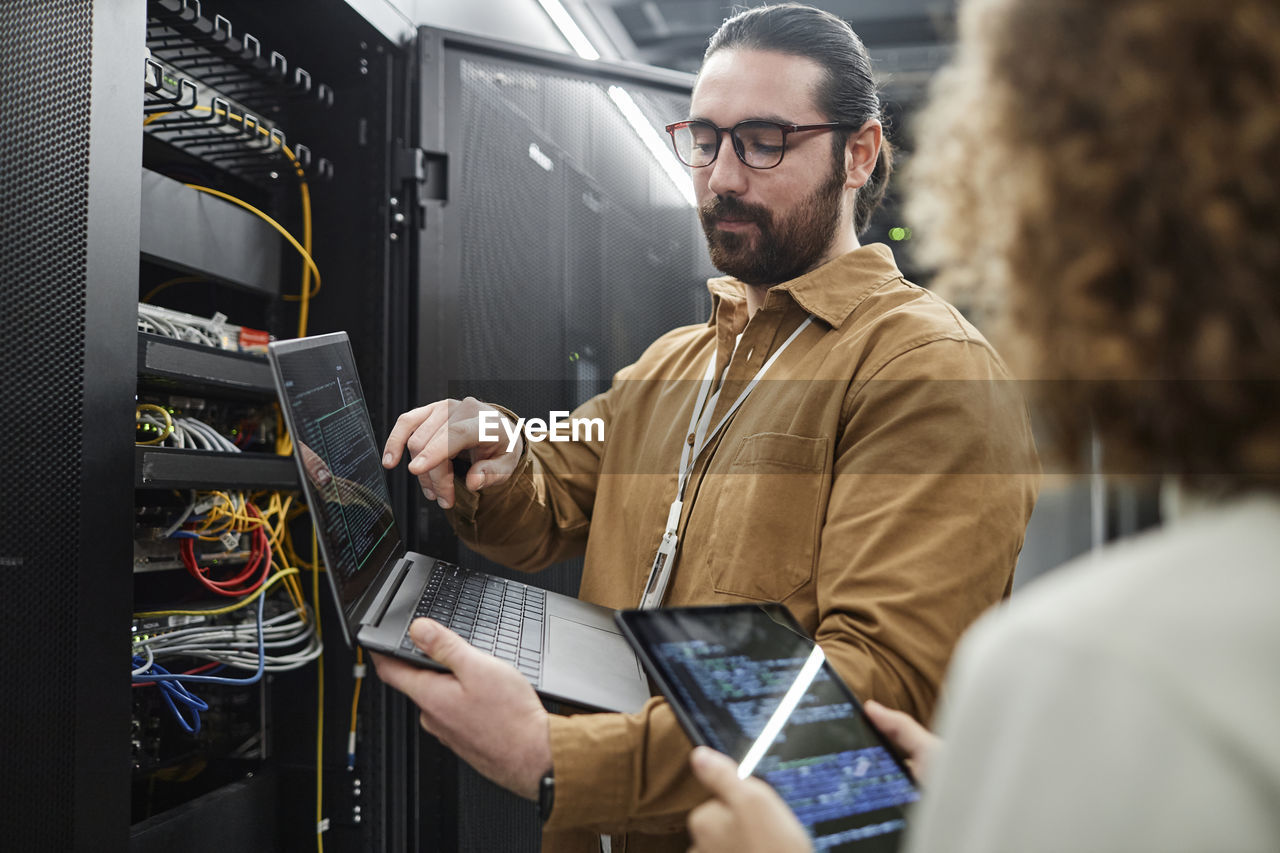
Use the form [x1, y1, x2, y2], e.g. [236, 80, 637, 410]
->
[255, 491, 308, 618]
[135, 404, 174, 446]
[183, 184, 322, 296]
[296, 179, 313, 338]
[142, 275, 205, 304]
[276, 410, 294, 456]
[348, 647, 364, 769]
[313, 526, 325, 853]
[133, 567, 301, 618]
[145, 103, 317, 336]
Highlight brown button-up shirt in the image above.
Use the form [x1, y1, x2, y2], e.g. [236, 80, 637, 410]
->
[447, 244, 1039, 852]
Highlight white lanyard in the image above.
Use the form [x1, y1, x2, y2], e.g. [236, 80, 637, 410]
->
[638, 315, 814, 608]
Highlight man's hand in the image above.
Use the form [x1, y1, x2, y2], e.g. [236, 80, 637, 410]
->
[686, 746, 812, 853]
[863, 699, 940, 785]
[370, 618, 551, 800]
[382, 397, 523, 509]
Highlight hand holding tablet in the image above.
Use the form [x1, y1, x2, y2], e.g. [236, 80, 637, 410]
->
[616, 604, 920, 852]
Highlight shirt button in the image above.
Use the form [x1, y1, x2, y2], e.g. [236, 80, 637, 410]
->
[686, 433, 696, 446]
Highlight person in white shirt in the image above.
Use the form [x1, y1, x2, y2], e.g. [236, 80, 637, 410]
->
[684, 0, 1280, 851]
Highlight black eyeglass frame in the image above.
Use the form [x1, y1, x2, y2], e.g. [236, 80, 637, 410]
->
[664, 119, 856, 170]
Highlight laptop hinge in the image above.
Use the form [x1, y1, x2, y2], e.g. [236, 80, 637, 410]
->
[361, 556, 414, 629]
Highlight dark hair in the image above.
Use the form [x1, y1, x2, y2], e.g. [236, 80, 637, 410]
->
[909, 0, 1280, 490]
[705, 3, 893, 235]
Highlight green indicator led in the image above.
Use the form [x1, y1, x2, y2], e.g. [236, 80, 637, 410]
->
[889, 227, 906, 241]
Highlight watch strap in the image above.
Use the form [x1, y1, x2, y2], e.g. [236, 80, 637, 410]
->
[537, 771, 555, 823]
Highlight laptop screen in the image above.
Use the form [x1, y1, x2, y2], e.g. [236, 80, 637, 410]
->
[268, 333, 403, 635]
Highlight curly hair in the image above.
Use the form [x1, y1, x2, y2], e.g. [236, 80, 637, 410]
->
[908, 0, 1280, 488]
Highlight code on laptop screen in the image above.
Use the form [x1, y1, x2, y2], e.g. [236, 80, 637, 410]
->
[271, 335, 401, 619]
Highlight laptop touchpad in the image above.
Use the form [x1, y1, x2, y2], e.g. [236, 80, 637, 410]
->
[546, 617, 645, 689]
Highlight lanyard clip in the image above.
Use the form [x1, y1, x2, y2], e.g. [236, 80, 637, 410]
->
[639, 500, 684, 609]
[639, 530, 679, 610]
[664, 499, 683, 535]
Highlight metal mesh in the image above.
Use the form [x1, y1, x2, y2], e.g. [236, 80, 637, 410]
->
[452, 56, 713, 604]
[445, 53, 712, 852]
[0, 0, 93, 847]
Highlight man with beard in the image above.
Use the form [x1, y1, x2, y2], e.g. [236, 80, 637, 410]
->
[372, 5, 1039, 852]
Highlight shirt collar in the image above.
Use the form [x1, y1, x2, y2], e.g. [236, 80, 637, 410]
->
[705, 243, 903, 330]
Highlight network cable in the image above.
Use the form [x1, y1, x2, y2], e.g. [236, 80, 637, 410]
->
[144, 103, 318, 337]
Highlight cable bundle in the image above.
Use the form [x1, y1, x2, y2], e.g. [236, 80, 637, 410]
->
[136, 585, 321, 676]
[181, 505, 270, 597]
[136, 405, 242, 452]
[133, 491, 318, 732]
[137, 302, 237, 348]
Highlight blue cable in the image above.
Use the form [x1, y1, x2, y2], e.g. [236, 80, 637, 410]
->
[133, 588, 268, 688]
[138, 659, 210, 733]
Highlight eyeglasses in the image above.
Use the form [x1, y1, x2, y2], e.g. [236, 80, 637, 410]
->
[664, 119, 855, 170]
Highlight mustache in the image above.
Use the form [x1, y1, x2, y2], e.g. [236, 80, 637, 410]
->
[699, 195, 771, 227]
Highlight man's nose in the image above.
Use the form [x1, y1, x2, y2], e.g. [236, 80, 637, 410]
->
[705, 132, 748, 197]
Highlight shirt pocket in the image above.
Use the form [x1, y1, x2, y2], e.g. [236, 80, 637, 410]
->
[706, 432, 829, 601]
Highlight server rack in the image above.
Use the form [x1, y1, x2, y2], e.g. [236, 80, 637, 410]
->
[411, 27, 713, 850]
[1, 4, 709, 851]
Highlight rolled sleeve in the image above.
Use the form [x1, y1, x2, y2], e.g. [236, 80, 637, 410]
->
[544, 698, 700, 837]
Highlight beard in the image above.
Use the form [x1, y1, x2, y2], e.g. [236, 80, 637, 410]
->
[699, 158, 847, 286]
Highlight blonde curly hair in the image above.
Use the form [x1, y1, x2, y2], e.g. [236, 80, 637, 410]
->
[909, 0, 1280, 487]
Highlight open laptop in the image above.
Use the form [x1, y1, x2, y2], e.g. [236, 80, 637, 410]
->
[268, 331, 651, 714]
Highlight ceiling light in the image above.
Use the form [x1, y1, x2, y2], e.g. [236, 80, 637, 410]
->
[537, 0, 600, 60]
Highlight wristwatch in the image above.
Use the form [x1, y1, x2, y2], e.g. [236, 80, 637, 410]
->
[536, 771, 555, 823]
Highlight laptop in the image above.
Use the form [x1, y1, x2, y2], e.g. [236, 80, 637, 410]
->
[268, 331, 651, 714]
[616, 604, 920, 851]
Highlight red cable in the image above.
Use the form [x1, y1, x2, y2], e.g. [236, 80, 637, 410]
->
[182, 504, 273, 597]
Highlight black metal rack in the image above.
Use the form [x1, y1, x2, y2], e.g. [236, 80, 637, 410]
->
[148, 0, 335, 110]
[144, 62, 335, 183]
[143, 0, 336, 185]
[134, 446, 298, 489]
[137, 332, 273, 395]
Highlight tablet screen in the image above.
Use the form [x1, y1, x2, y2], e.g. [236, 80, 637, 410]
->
[618, 605, 918, 851]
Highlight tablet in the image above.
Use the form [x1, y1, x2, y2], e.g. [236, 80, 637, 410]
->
[616, 604, 918, 852]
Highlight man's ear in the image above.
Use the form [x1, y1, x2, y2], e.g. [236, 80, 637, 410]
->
[844, 118, 882, 190]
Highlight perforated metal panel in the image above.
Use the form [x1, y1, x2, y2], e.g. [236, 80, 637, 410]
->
[0, 1, 93, 847]
[455, 57, 708, 387]
[426, 45, 713, 853]
[449, 55, 712, 608]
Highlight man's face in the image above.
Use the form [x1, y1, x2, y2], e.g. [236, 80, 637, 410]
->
[689, 49, 850, 286]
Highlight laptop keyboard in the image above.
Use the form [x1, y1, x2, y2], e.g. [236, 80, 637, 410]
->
[400, 562, 546, 681]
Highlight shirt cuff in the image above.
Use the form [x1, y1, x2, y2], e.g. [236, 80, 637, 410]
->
[446, 403, 532, 530]
[542, 707, 641, 832]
